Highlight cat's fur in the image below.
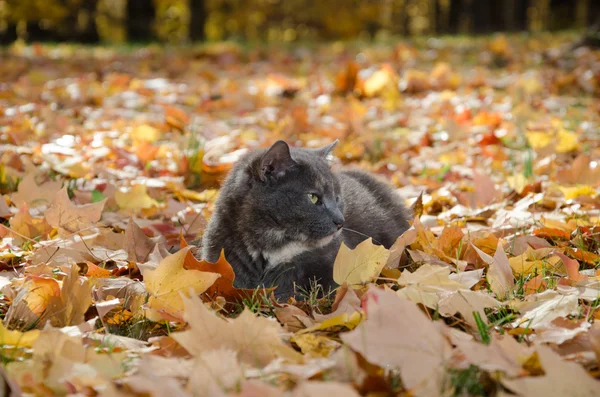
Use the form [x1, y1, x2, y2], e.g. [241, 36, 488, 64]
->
[200, 140, 410, 299]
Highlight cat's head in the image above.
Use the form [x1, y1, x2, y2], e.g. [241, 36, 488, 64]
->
[244, 140, 344, 255]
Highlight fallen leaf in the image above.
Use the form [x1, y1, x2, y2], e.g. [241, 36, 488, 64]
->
[48, 263, 93, 327]
[187, 349, 243, 397]
[333, 238, 390, 285]
[453, 334, 531, 377]
[144, 247, 220, 321]
[385, 227, 417, 268]
[292, 381, 360, 397]
[115, 184, 159, 211]
[473, 242, 514, 300]
[341, 288, 452, 396]
[511, 290, 579, 329]
[0, 322, 40, 348]
[125, 217, 167, 263]
[45, 187, 106, 236]
[10, 173, 62, 208]
[502, 345, 599, 397]
[553, 252, 588, 283]
[438, 290, 502, 328]
[172, 293, 302, 367]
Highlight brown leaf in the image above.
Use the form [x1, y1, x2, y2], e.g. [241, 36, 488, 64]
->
[502, 345, 600, 397]
[45, 187, 106, 236]
[292, 381, 360, 397]
[125, 217, 168, 262]
[47, 263, 93, 327]
[172, 293, 302, 367]
[341, 288, 452, 396]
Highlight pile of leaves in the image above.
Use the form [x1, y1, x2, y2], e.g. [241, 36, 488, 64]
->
[1, 34, 600, 396]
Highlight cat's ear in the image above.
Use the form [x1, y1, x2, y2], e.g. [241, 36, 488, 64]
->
[259, 141, 296, 181]
[315, 139, 338, 158]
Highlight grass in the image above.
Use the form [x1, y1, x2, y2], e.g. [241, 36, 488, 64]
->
[236, 287, 275, 317]
[447, 365, 487, 397]
[294, 278, 336, 315]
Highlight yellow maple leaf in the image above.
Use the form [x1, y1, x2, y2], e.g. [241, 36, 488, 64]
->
[145, 247, 220, 321]
[131, 124, 161, 142]
[0, 322, 40, 348]
[333, 238, 390, 285]
[115, 184, 159, 211]
[555, 128, 579, 153]
[508, 247, 563, 276]
[557, 184, 596, 200]
[525, 131, 552, 149]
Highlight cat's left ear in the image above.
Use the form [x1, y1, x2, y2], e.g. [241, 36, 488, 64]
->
[259, 141, 297, 181]
[315, 139, 338, 158]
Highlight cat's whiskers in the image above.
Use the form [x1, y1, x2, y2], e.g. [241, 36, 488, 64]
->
[341, 227, 383, 246]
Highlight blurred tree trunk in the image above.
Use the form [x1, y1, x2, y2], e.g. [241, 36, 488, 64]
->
[0, 24, 17, 44]
[189, 0, 206, 41]
[447, 0, 461, 34]
[126, 0, 155, 42]
[77, 0, 100, 43]
[505, 0, 529, 31]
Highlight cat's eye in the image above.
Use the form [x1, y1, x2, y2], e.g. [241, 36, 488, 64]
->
[307, 193, 320, 205]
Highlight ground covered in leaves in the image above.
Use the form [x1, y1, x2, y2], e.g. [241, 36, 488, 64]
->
[1, 34, 600, 396]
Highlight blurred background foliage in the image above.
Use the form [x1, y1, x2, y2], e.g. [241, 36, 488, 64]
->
[0, 0, 598, 44]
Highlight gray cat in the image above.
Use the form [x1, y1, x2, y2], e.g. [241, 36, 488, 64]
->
[199, 140, 410, 299]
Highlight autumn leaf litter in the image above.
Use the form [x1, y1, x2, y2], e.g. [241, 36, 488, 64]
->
[1, 36, 600, 396]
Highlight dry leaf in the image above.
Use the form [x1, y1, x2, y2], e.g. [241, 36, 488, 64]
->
[511, 290, 579, 329]
[144, 247, 220, 321]
[333, 238, 390, 285]
[0, 322, 40, 348]
[292, 381, 360, 397]
[10, 173, 62, 208]
[473, 242, 514, 300]
[502, 345, 599, 397]
[115, 184, 159, 211]
[341, 288, 452, 396]
[45, 187, 106, 236]
[48, 264, 93, 327]
[172, 293, 302, 367]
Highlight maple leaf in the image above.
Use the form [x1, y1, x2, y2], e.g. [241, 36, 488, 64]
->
[10, 173, 62, 208]
[292, 381, 360, 397]
[452, 333, 532, 377]
[385, 227, 417, 269]
[511, 290, 579, 329]
[9, 204, 52, 241]
[341, 288, 453, 396]
[180, 237, 275, 305]
[0, 195, 10, 218]
[333, 238, 390, 285]
[0, 322, 40, 348]
[502, 345, 599, 397]
[472, 242, 514, 300]
[115, 184, 159, 211]
[4, 276, 60, 328]
[172, 293, 302, 367]
[47, 264, 93, 327]
[144, 247, 221, 321]
[45, 187, 106, 236]
[125, 217, 168, 262]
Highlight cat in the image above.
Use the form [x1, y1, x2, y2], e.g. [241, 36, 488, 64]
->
[199, 140, 410, 299]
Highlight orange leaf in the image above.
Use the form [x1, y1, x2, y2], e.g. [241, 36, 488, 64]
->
[524, 275, 547, 295]
[533, 227, 572, 240]
[564, 248, 600, 265]
[180, 240, 275, 305]
[553, 252, 587, 283]
[85, 262, 112, 278]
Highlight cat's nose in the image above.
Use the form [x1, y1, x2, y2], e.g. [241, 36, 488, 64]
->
[336, 222, 343, 230]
